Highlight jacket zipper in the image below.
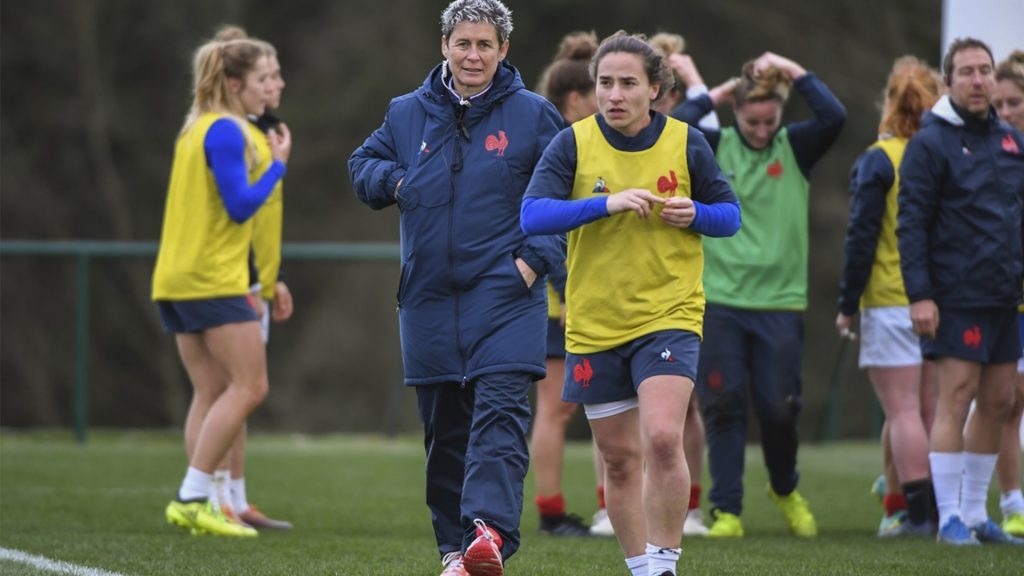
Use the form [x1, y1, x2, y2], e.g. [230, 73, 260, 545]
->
[450, 126, 468, 386]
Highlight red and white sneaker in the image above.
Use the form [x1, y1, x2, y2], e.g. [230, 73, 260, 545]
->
[238, 505, 293, 530]
[463, 519, 504, 576]
[440, 552, 468, 576]
[219, 504, 253, 529]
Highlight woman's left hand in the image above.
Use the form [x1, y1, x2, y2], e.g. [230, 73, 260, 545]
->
[660, 196, 696, 228]
[515, 257, 537, 288]
[272, 281, 294, 322]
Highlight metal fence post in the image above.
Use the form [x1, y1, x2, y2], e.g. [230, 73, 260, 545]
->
[1, 239, 402, 441]
[75, 253, 90, 444]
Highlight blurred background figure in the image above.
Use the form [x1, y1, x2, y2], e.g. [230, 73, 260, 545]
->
[154, 36, 291, 538]
[646, 31, 712, 538]
[682, 51, 846, 538]
[531, 30, 599, 539]
[984, 49, 1024, 539]
[207, 24, 295, 531]
[836, 55, 943, 537]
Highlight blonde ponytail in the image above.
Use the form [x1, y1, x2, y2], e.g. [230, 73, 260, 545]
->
[735, 60, 792, 106]
[180, 38, 267, 136]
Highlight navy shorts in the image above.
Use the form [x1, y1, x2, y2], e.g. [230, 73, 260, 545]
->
[920, 306, 1021, 364]
[562, 330, 700, 404]
[157, 295, 260, 334]
[546, 318, 566, 358]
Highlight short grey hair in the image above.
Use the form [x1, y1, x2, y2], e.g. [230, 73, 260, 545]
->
[440, 0, 513, 44]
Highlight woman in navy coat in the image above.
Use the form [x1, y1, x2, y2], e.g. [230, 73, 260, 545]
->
[349, 1, 564, 574]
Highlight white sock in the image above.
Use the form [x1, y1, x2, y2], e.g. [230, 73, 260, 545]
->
[231, 477, 250, 514]
[178, 467, 211, 502]
[646, 543, 681, 576]
[625, 554, 647, 576]
[960, 452, 997, 527]
[1001, 489, 1024, 517]
[929, 452, 964, 528]
[211, 469, 231, 510]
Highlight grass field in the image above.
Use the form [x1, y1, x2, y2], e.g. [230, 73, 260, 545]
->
[0, 431, 1019, 575]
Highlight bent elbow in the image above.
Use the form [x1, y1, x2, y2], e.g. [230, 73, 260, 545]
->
[226, 210, 249, 225]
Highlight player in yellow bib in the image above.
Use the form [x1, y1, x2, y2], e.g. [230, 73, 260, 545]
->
[200, 24, 294, 533]
[530, 31, 600, 539]
[836, 57, 942, 537]
[522, 31, 739, 576]
[985, 51, 1024, 538]
[152, 37, 291, 538]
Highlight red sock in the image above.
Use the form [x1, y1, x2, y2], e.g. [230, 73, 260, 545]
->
[689, 484, 702, 511]
[536, 493, 566, 517]
[883, 493, 907, 516]
[596, 485, 606, 510]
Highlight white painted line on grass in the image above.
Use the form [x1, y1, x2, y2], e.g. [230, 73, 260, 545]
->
[0, 547, 129, 576]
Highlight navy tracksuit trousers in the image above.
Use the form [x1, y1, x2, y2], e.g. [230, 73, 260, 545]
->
[416, 371, 532, 560]
[696, 303, 805, 516]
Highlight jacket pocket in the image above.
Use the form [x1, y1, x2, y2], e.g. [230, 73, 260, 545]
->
[397, 184, 451, 210]
[397, 253, 414, 305]
[506, 253, 532, 297]
[395, 156, 451, 210]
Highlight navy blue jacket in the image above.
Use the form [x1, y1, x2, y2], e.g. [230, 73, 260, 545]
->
[349, 61, 565, 385]
[897, 96, 1024, 308]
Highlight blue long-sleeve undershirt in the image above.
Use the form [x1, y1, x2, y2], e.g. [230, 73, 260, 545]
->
[521, 196, 740, 237]
[205, 118, 286, 224]
[521, 113, 740, 237]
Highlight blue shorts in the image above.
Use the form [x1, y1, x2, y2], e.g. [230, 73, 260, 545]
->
[920, 306, 1021, 364]
[157, 295, 260, 334]
[546, 318, 566, 358]
[562, 330, 700, 404]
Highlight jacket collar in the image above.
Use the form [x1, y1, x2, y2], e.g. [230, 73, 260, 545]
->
[928, 94, 997, 132]
[419, 60, 523, 117]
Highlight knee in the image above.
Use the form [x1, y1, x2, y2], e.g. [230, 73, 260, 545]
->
[240, 378, 269, 409]
[943, 380, 976, 407]
[976, 394, 1014, 423]
[600, 445, 641, 485]
[702, 395, 745, 430]
[759, 394, 802, 426]
[646, 427, 684, 464]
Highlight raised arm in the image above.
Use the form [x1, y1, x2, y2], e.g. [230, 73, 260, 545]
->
[206, 118, 287, 224]
[785, 74, 847, 176]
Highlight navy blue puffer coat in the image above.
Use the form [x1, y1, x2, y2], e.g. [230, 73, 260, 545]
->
[350, 61, 565, 385]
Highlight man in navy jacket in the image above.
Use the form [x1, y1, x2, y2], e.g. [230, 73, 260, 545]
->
[349, 1, 564, 573]
[897, 37, 1024, 546]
